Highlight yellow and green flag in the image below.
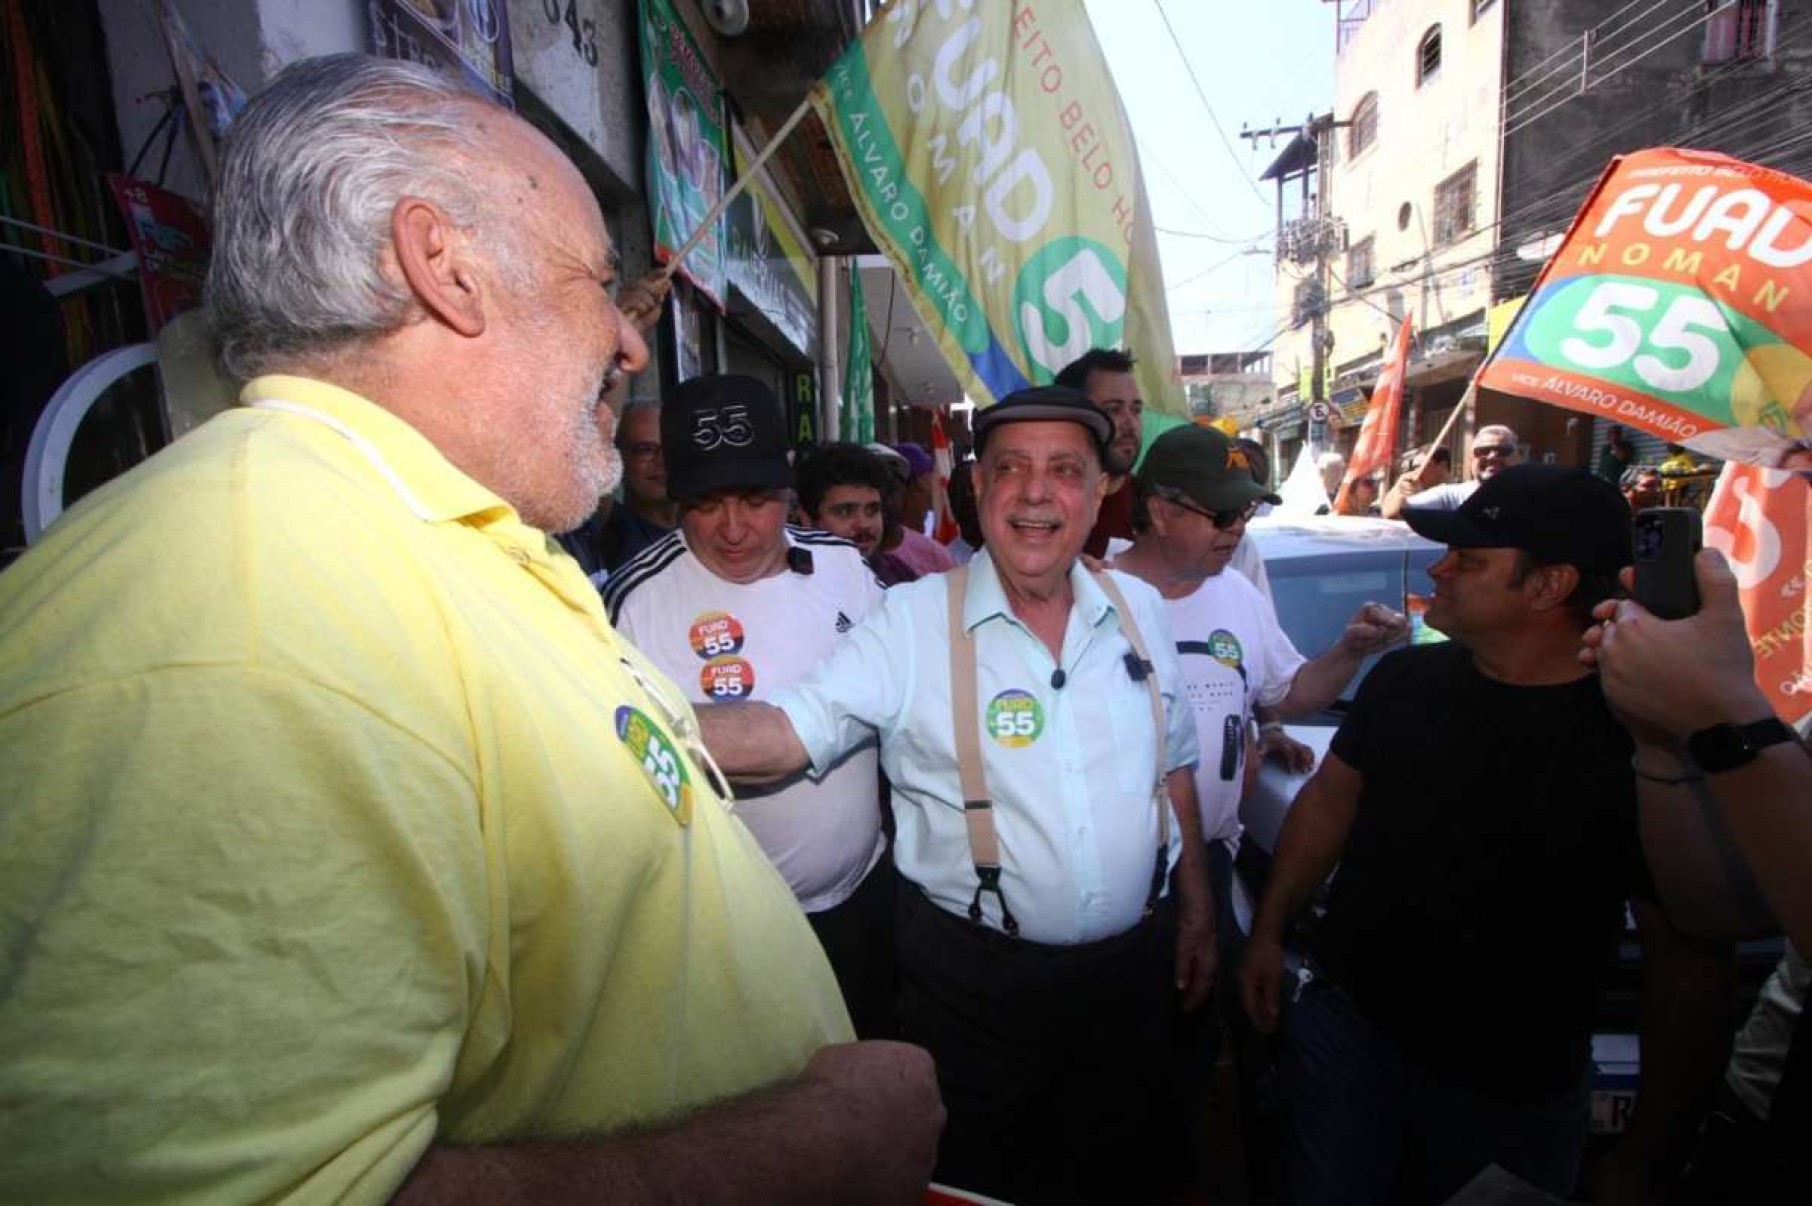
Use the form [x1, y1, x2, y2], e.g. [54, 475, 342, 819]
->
[810, 0, 1181, 414]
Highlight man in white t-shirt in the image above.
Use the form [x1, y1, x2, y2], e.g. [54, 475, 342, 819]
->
[1110, 424, 1407, 1174]
[606, 374, 894, 1038]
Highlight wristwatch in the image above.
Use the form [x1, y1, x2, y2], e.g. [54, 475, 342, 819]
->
[1686, 717, 1797, 773]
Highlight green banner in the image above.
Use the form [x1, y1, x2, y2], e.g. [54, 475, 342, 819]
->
[639, 0, 727, 307]
[844, 268, 876, 442]
[809, 0, 1182, 415]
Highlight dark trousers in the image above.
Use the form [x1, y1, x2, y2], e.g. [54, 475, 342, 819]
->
[806, 853, 899, 1040]
[1280, 979, 1590, 1206]
[896, 882, 1178, 1206]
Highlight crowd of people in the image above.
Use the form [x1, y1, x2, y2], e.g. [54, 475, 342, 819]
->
[2, 53, 1809, 1206]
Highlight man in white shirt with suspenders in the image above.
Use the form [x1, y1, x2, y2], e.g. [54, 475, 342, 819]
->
[699, 385, 1215, 1204]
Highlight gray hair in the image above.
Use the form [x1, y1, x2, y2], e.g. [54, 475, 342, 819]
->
[206, 54, 523, 382]
[1475, 424, 1520, 448]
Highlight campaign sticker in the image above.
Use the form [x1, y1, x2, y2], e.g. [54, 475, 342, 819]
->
[1208, 629, 1244, 669]
[986, 688, 1044, 748]
[615, 704, 693, 825]
[689, 611, 745, 659]
[700, 656, 756, 700]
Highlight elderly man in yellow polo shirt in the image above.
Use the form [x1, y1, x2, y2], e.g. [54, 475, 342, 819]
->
[0, 54, 940, 1203]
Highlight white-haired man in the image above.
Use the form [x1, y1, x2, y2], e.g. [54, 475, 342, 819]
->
[1381, 424, 1522, 518]
[0, 54, 939, 1203]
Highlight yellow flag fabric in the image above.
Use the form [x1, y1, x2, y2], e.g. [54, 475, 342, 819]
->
[810, 1, 1183, 415]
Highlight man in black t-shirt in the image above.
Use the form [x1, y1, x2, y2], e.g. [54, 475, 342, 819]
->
[1241, 465, 1734, 1205]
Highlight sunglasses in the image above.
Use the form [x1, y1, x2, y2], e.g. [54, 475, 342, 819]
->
[1170, 496, 1260, 530]
[1472, 444, 1517, 460]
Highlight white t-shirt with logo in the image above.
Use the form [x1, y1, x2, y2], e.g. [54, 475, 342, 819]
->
[606, 528, 886, 912]
[1160, 569, 1306, 843]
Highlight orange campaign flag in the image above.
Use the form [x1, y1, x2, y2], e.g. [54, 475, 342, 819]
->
[1474, 148, 1812, 466]
[1334, 315, 1412, 513]
[1701, 462, 1811, 728]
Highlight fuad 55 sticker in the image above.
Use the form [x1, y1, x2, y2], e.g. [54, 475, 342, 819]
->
[689, 611, 745, 659]
[1208, 629, 1244, 669]
[986, 688, 1044, 748]
[615, 704, 693, 825]
[700, 656, 756, 700]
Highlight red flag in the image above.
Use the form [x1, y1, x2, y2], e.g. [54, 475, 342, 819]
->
[930, 408, 960, 545]
[1335, 316, 1413, 514]
[1702, 463, 1811, 728]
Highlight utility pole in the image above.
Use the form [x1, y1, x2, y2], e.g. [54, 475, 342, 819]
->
[1243, 113, 1346, 454]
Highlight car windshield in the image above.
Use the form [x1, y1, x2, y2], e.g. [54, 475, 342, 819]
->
[1245, 515, 1444, 711]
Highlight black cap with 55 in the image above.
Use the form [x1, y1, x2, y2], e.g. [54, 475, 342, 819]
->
[661, 374, 792, 501]
[971, 384, 1113, 459]
[1403, 463, 1632, 573]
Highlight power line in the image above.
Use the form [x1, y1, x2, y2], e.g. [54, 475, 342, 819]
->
[1157, 224, 1275, 244]
[1151, 0, 1272, 206]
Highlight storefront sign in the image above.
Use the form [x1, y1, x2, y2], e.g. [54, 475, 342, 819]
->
[724, 125, 817, 357]
[640, 0, 727, 307]
[370, 0, 513, 106]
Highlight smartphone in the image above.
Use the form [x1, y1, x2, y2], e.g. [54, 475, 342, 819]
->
[1632, 507, 1701, 620]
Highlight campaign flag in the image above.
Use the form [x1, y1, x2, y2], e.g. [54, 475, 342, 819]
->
[844, 268, 876, 442]
[640, 0, 728, 306]
[1702, 463, 1811, 728]
[1334, 315, 1412, 513]
[810, 1, 1182, 414]
[1476, 148, 1812, 460]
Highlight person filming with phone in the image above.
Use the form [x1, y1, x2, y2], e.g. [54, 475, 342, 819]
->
[1579, 509, 1812, 1198]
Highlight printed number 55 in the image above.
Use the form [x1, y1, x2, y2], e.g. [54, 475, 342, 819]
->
[1561, 282, 1726, 393]
[993, 711, 1035, 738]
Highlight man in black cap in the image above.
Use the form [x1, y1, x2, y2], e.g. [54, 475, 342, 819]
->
[1241, 464, 1734, 1204]
[695, 384, 1216, 1204]
[605, 374, 896, 1038]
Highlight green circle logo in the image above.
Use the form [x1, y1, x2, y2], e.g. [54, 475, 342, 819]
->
[615, 704, 693, 825]
[1209, 629, 1244, 668]
[986, 688, 1045, 748]
[1011, 236, 1129, 381]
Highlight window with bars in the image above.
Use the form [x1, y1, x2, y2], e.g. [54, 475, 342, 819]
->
[1704, 0, 1776, 63]
[1347, 237, 1375, 290]
[1432, 163, 1477, 247]
[1348, 93, 1379, 158]
[1416, 25, 1442, 86]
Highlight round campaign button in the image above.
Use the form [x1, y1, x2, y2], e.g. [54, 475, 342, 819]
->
[700, 656, 757, 700]
[986, 688, 1045, 748]
[614, 704, 693, 825]
[689, 611, 746, 660]
[1208, 628, 1245, 669]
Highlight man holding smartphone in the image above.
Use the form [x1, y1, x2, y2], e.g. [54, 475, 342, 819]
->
[1242, 465, 1734, 1205]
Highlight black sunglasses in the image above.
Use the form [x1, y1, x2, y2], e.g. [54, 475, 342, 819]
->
[1169, 496, 1260, 530]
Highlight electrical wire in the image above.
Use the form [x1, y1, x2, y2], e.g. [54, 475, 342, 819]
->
[1151, 0, 1273, 207]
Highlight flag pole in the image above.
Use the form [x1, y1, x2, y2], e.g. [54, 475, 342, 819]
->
[657, 96, 815, 281]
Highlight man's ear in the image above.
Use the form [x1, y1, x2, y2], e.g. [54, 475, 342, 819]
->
[1526, 562, 1580, 613]
[391, 197, 486, 338]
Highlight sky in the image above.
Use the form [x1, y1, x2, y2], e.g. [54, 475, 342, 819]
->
[1085, 0, 1335, 356]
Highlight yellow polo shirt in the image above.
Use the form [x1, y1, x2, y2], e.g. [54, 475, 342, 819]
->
[0, 376, 851, 1203]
